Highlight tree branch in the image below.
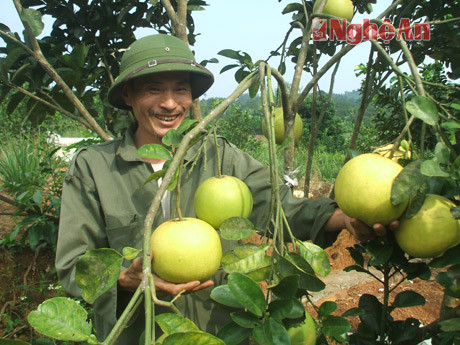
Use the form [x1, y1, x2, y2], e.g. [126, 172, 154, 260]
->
[12, 0, 111, 141]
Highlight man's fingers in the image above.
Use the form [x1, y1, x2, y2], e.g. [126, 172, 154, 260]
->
[191, 280, 214, 292]
[372, 224, 387, 237]
[388, 220, 400, 231]
[131, 257, 143, 271]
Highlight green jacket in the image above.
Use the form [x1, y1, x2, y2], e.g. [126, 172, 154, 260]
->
[55, 124, 336, 344]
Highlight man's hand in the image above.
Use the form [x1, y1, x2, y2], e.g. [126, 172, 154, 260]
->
[325, 208, 399, 242]
[117, 257, 214, 297]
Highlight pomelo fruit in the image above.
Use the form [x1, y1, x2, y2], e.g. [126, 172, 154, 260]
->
[262, 107, 303, 145]
[395, 194, 460, 258]
[151, 217, 222, 283]
[313, 0, 354, 22]
[287, 312, 317, 345]
[334, 153, 408, 226]
[194, 175, 253, 229]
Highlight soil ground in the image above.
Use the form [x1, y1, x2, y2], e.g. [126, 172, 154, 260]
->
[0, 182, 456, 342]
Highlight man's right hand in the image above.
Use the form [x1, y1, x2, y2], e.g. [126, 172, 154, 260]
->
[117, 257, 214, 297]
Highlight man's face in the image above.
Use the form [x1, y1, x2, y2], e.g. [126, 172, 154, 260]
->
[122, 71, 193, 145]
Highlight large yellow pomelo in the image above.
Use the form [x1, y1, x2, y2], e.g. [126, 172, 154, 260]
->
[194, 175, 253, 229]
[287, 312, 317, 345]
[262, 107, 303, 145]
[395, 194, 460, 258]
[334, 153, 408, 226]
[151, 217, 222, 283]
[313, 0, 354, 22]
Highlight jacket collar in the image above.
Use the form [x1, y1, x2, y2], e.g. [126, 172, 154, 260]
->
[116, 122, 201, 163]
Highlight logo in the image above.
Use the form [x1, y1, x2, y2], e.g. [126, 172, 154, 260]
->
[312, 18, 431, 44]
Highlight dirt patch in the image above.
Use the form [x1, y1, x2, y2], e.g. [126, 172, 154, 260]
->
[309, 229, 449, 329]
[0, 246, 58, 341]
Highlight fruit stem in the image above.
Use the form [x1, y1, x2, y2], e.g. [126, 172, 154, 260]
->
[213, 127, 222, 178]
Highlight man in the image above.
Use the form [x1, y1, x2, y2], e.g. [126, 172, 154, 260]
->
[55, 34, 396, 344]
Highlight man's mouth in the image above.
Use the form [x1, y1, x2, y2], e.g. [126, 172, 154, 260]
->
[153, 114, 180, 122]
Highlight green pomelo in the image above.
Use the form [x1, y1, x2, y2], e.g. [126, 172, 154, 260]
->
[151, 218, 222, 283]
[313, 0, 354, 22]
[334, 153, 408, 226]
[194, 175, 253, 229]
[262, 107, 303, 145]
[395, 194, 460, 258]
[287, 312, 317, 345]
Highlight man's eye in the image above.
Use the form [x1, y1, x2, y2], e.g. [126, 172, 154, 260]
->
[148, 87, 161, 92]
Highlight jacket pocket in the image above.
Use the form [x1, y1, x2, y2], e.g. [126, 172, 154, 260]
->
[105, 213, 142, 255]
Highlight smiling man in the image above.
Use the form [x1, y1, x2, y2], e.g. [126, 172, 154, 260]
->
[55, 34, 397, 345]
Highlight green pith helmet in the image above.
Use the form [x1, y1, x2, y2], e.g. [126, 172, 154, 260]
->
[108, 34, 214, 110]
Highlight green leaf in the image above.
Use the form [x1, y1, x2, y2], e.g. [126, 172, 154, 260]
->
[4, 47, 24, 70]
[122, 247, 141, 260]
[162, 129, 182, 147]
[176, 119, 197, 134]
[282, 3, 303, 14]
[144, 169, 166, 185]
[70, 44, 88, 69]
[75, 248, 123, 304]
[20, 8, 44, 36]
[341, 307, 364, 317]
[297, 240, 331, 277]
[220, 64, 239, 74]
[435, 143, 450, 165]
[221, 243, 271, 282]
[347, 247, 364, 267]
[441, 120, 460, 130]
[210, 285, 243, 308]
[321, 315, 351, 340]
[155, 313, 200, 335]
[228, 273, 266, 317]
[268, 298, 305, 321]
[439, 318, 460, 332]
[216, 321, 252, 345]
[268, 275, 299, 299]
[404, 192, 426, 219]
[230, 310, 260, 328]
[249, 80, 259, 98]
[406, 95, 439, 126]
[450, 103, 460, 110]
[391, 160, 427, 205]
[162, 332, 225, 345]
[318, 301, 338, 317]
[420, 160, 450, 177]
[262, 318, 291, 345]
[277, 252, 325, 292]
[218, 49, 242, 60]
[220, 217, 256, 241]
[27, 297, 94, 342]
[391, 291, 425, 309]
[137, 144, 172, 160]
[32, 191, 42, 205]
[366, 240, 393, 266]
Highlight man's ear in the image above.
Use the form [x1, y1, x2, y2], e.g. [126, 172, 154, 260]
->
[121, 84, 132, 107]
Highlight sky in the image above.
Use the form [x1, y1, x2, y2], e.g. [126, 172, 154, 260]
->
[1, 1, 395, 99]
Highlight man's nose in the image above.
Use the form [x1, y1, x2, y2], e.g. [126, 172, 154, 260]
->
[159, 90, 178, 110]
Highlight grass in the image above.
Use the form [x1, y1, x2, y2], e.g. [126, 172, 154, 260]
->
[242, 137, 345, 185]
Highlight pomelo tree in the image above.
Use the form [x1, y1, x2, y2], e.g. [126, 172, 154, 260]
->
[1, 0, 459, 344]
